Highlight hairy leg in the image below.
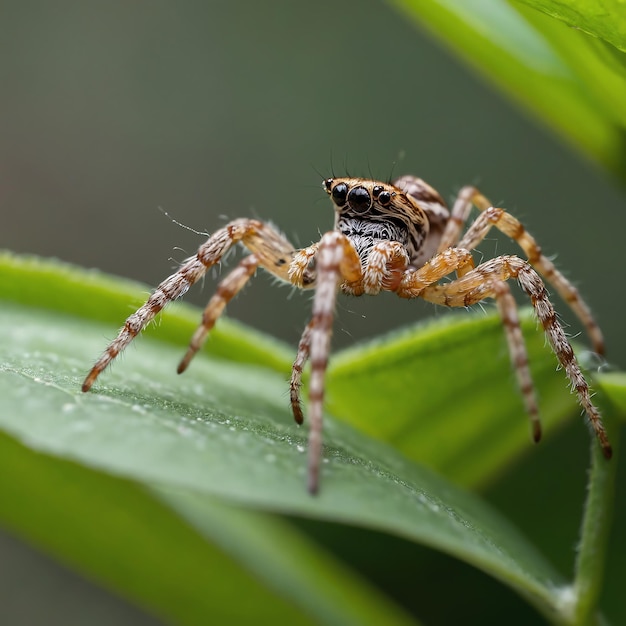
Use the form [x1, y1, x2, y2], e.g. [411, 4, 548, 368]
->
[439, 186, 603, 354]
[290, 319, 313, 426]
[396, 247, 475, 299]
[177, 255, 259, 373]
[82, 219, 296, 391]
[492, 280, 541, 441]
[304, 231, 361, 494]
[420, 255, 611, 458]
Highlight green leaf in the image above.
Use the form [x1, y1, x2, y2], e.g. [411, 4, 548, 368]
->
[515, 0, 626, 53]
[328, 311, 583, 488]
[389, 0, 626, 174]
[0, 254, 575, 621]
[0, 251, 294, 373]
[0, 432, 417, 626]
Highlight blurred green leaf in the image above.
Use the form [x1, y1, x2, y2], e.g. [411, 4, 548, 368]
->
[515, 0, 626, 53]
[0, 253, 579, 621]
[0, 432, 418, 626]
[389, 0, 626, 175]
[154, 489, 420, 626]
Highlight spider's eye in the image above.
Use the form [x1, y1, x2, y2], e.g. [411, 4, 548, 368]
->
[372, 185, 384, 199]
[377, 190, 392, 206]
[323, 178, 334, 194]
[347, 186, 371, 214]
[331, 182, 348, 207]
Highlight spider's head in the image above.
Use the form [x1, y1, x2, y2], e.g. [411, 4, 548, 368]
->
[323, 177, 430, 264]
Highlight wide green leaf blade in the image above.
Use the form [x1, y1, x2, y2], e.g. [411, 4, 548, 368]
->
[0, 261, 569, 621]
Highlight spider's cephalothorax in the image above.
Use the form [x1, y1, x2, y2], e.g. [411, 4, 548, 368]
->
[324, 177, 429, 267]
[82, 175, 612, 494]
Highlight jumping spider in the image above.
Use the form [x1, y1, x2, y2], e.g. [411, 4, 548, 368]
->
[82, 175, 612, 493]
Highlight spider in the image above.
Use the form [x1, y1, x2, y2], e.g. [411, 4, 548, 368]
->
[82, 175, 612, 493]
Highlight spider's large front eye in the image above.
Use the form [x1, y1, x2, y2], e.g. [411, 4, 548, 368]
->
[347, 186, 371, 214]
[331, 182, 348, 207]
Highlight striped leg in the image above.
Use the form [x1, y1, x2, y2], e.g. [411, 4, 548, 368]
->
[177, 255, 259, 373]
[290, 319, 313, 426]
[305, 231, 362, 494]
[493, 280, 541, 442]
[437, 185, 476, 253]
[420, 256, 612, 458]
[82, 219, 296, 391]
[441, 187, 603, 355]
[396, 247, 475, 298]
[397, 249, 538, 440]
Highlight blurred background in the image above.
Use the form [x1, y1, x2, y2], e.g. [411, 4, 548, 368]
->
[1, 1, 625, 624]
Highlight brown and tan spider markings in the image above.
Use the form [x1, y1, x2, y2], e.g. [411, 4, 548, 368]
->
[82, 175, 612, 493]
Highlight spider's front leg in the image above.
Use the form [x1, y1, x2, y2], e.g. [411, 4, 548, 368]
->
[82, 219, 296, 391]
[289, 239, 408, 427]
[299, 231, 362, 494]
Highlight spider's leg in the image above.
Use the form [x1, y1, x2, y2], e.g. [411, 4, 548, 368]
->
[398, 248, 539, 437]
[82, 219, 295, 391]
[286, 243, 328, 426]
[395, 247, 475, 298]
[177, 255, 259, 373]
[290, 319, 313, 425]
[456, 190, 604, 355]
[492, 280, 541, 441]
[436, 185, 476, 253]
[419, 256, 612, 458]
[306, 231, 361, 494]
[297, 241, 407, 465]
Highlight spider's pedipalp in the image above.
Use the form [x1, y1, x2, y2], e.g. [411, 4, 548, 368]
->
[361, 241, 409, 295]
